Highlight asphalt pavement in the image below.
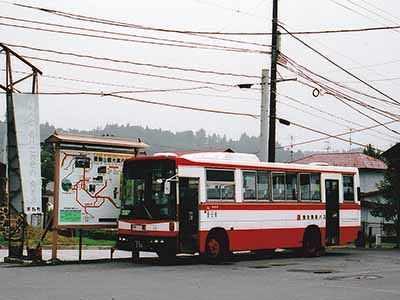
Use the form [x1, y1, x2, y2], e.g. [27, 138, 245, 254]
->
[1, 248, 400, 300]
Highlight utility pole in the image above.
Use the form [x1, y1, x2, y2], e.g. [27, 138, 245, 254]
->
[259, 69, 269, 162]
[268, 0, 279, 162]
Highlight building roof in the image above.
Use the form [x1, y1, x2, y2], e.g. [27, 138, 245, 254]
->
[46, 131, 148, 150]
[292, 152, 387, 170]
[165, 148, 234, 157]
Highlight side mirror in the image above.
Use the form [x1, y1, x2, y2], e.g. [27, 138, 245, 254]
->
[164, 181, 171, 195]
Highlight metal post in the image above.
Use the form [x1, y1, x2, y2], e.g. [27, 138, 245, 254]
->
[259, 69, 270, 162]
[368, 227, 372, 248]
[268, 0, 279, 162]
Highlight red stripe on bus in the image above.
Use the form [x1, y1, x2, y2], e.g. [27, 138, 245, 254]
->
[118, 229, 177, 237]
[199, 203, 360, 211]
[119, 219, 173, 224]
[199, 203, 325, 210]
[340, 203, 361, 210]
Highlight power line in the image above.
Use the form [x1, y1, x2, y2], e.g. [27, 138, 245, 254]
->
[278, 93, 398, 141]
[10, 1, 400, 36]
[280, 25, 400, 105]
[5, 43, 260, 79]
[0, 88, 259, 118]
[14, 53, 245, 88]
[0, 22, 269, 55]
[1, 68, 261, 101]
[342, 0, 400, 28]
[279, 62, 400, 134]
[358, 0, 400, 24]
[0, 15, 270, 50]
[280, 53, 400, 107]
[277, 117, 383, 151]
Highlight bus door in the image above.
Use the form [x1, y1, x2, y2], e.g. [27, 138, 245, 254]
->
[325, 179, 340, 246]
[178, 177, 199, 252]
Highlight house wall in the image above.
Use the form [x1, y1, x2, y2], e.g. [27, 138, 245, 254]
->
[359, 170, 384, 193]
[359, 169, 387, 238]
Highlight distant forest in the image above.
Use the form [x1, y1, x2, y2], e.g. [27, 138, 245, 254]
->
[40, 122, 317, 162]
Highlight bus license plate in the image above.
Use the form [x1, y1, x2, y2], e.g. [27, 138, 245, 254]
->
[131, 224, 145, 231]
[135, 240, 143, 249]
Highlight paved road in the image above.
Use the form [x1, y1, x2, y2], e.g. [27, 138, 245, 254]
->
[1, 248, 400, 300]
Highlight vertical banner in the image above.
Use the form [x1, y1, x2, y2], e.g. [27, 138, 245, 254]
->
[13, 94, 42, 216]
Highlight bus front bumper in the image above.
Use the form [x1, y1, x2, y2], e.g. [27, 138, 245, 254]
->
[116, 234, 176, 253]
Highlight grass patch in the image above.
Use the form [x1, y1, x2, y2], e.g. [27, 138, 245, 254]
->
[0, 234, 7, 246]
[1, 227, 116, 248]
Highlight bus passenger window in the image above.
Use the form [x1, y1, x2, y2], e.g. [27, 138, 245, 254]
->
[343, 175, 354, 202]
[311, 174, 321, 201]
[257, 172, 269, 200]
[300, 173, 311, 200]
[206, 169, 235, 201]
[243, 172, 256, 200]
[286, 173, 298, 200]
[272, 173, 285, 200]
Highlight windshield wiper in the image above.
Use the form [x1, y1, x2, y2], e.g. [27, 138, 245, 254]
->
[141, 202, 153, 220]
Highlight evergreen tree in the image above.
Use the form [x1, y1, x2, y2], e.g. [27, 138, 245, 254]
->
[363, 144, 382, 159]
[371, 157, 400, 248]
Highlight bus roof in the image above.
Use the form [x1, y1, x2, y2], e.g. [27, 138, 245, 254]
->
[126, 152, 358, 175]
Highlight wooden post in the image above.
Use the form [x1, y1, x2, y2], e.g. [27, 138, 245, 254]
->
[51, 144, 61, 260]
[78, 229, 83, 261]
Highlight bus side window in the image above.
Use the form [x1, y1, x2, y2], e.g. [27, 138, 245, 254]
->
[311, 174, 321, 201]
[343, 175, 354, 202]
[206, 169, 235, 202]
[286, 173, 298, 201]
[272, 173, 285, 201]
[300, 173, 321, 201]
[243, 172, 256, 200]
[257, 171, 269, 201]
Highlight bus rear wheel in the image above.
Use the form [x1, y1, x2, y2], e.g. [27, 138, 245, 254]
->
[204, 233, 228, 263]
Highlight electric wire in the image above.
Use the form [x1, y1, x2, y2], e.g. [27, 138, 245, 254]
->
[0, 15, 270, 50]
[6, 2, 400, 35]
[5, 43, 261, 79]
[277, 117, 383, 151]
[280, 25, 400, 106]
[15, 54, 245, 88]
[0, 22, 269, 55]
[278, 93, 398, 141]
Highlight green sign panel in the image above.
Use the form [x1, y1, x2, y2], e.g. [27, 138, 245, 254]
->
[60, 210, 81, 223]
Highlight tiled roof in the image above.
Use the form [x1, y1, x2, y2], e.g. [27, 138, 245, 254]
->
[292, 152, 387, 170]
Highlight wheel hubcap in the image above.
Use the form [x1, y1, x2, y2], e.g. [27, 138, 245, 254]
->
[208, 238, 220, 256]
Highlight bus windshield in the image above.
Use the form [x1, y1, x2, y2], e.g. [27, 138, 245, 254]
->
[121, 159, 176, 220]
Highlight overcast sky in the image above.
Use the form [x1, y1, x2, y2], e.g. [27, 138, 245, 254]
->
[1, 0, 400, 153]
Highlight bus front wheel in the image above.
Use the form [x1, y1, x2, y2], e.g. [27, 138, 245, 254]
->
[204, 232, 229, 263]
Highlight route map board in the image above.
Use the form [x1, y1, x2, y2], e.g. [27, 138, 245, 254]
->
[57, 149, 132, 227]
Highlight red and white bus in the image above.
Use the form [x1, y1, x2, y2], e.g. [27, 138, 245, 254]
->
[116, 152, 361, 261]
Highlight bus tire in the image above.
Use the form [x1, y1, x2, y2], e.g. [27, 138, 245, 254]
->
[204, 231, 229, 263]
[303, 226, 322, 257]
